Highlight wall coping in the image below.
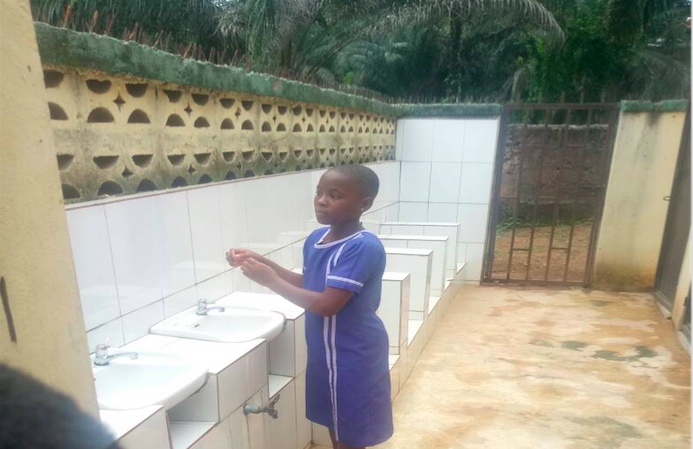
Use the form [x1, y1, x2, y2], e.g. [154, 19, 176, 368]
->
[620, 100, 689, 113]
[35, 24, 503, 118]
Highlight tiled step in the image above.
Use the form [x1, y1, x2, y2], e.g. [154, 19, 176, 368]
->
[379, 235, 449, 298]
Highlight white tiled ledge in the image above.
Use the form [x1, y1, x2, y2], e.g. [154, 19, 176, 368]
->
[123, 334, 264, 374]
[379, 234, 449, 241]
[215, 292, 305, 320]
[269, 374, 293, 398]
[381, 221, 460, 227]
[169, 421, 216, 449]
[100, 405, 163, 442]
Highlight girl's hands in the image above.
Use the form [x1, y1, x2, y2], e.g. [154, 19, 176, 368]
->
[225, 248, 261, 267]
[239, 258, 279, 287]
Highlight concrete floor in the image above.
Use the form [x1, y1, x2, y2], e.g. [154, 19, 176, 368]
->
[315, 286, 691, 449]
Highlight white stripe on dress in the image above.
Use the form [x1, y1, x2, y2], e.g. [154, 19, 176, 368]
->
[326, 275, 364, 287]
[330, 315, 339, 439]
[323, 316, 336, 435]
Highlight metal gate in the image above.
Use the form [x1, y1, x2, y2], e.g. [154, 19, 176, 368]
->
[483, 103, 619, 286]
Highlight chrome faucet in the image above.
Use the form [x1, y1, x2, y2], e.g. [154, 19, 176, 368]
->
[195, 299, 225, 315]
[93, 344, 138, 366]
[244, 394, 280, 419]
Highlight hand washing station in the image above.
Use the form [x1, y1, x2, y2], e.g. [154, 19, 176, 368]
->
[92, 345, 208, 411]
[150, 299, 286, 343]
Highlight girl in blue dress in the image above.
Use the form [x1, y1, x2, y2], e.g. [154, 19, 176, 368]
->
[227, 164, 393, 449]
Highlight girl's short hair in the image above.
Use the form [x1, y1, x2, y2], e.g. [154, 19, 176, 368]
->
[330, 164, 380, 198]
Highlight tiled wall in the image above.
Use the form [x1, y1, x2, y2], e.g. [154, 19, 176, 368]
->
[67, 162, 400, 350]
[395, 118, 500, 281]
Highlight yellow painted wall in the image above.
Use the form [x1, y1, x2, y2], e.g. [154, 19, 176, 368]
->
[0, 0, 98, 414]
[594, 110, 686, 291]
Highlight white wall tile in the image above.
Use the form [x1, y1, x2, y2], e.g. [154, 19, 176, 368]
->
[398, 202, 428, 222]
[427, 203, 459, 223]
[231, 269, 252, 293]
[429, 162, 461, 203]
[370, 162, 401, 203]
[294, 316, 307, 375]
[122, 301, 164, 344]
[105, 197, 163, 315]
[390, 224, 425, 234]
[267, 381, 297, 449]
[457, 204, 490, 244]
[196, 271, 233, 302]
[187, 186, 225, 283]
[401, 119, 434, 161]
[432, 120, 465, 162]
[151, 191, 196, 297]
[86, 318, 124, 351]
[247, 345, 269, 397]
[269, 321, 295, 377]
[163, 286, 198, 318]
[190, 418, 232, 449]
[408, 240, 447, 296]
[395, 121, 404, 161]
[379, 280, 403, 350]
[294, 372, 311, 449]
[244, 177, 284, 246]
[169, 375, 220, 423]
[228, 405, 251, 449]
[458, 163, 494, 204]
[247, 387, 269, 449]
[219, 182, 248, 254]
[399, 162, 431, 202]
[66, 206, 120, 331]
[463, 119, 499, 163]
[385, 252, 431, 315]
[217, 359, 248, 420]
[117, 407, 170, 449]
[465, 242, 486, 282]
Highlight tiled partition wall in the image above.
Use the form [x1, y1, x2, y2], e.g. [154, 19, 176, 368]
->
[66, 162, 400, 349]
[395, 118, 500, 281]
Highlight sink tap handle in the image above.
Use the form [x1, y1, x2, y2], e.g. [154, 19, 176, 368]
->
[95, 343, 109, 358]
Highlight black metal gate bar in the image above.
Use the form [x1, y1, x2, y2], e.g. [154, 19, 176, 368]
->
[524, 109, 552, 281]
[543, 108, 572, 282]
[483, 102, 619, 287]
[563, 108, 594, 282]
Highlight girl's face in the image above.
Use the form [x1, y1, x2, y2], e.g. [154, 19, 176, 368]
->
[314, 170, 372, 225]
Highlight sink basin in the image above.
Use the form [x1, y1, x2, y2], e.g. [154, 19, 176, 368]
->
[93, 352, 207, 411]
[150, 306, 286, 343]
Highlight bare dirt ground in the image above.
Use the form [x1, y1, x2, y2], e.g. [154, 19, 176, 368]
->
[490, 222, 594, 283]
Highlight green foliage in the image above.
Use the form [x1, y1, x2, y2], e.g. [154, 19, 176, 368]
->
[30, 0, 690, 102]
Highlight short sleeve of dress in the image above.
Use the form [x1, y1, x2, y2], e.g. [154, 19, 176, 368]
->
[325, 237, 384, 293]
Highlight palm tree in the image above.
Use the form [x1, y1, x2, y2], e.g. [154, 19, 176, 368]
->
[216, 0, 564, 86]
[31, 0, 224, 55]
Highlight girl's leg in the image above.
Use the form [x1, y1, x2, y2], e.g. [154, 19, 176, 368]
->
[328, 429, 365, 449]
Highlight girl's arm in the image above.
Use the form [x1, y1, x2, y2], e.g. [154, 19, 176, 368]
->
[239, 258, 352, 316]
[227, 249, 303, 288]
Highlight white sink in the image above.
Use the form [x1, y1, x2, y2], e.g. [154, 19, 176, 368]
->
[150, 306, 286, 343]
[93, 352, 208, 411]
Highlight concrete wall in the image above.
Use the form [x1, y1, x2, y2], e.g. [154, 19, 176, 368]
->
[0, 0, 97, 414]
[672, 236, 691, 330]
[594, 104, 687, 291]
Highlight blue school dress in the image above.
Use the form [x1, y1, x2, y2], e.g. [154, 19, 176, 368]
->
[303, 227, 393, 447]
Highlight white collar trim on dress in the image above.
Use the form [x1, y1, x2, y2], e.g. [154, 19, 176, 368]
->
[314, 228, 372, 248]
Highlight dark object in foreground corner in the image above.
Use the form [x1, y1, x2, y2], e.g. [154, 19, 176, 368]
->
[0, 363, 120, 449]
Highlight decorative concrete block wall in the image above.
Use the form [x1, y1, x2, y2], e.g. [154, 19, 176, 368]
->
[44, 67, 396, 202]
[36, 25, 396, 203]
